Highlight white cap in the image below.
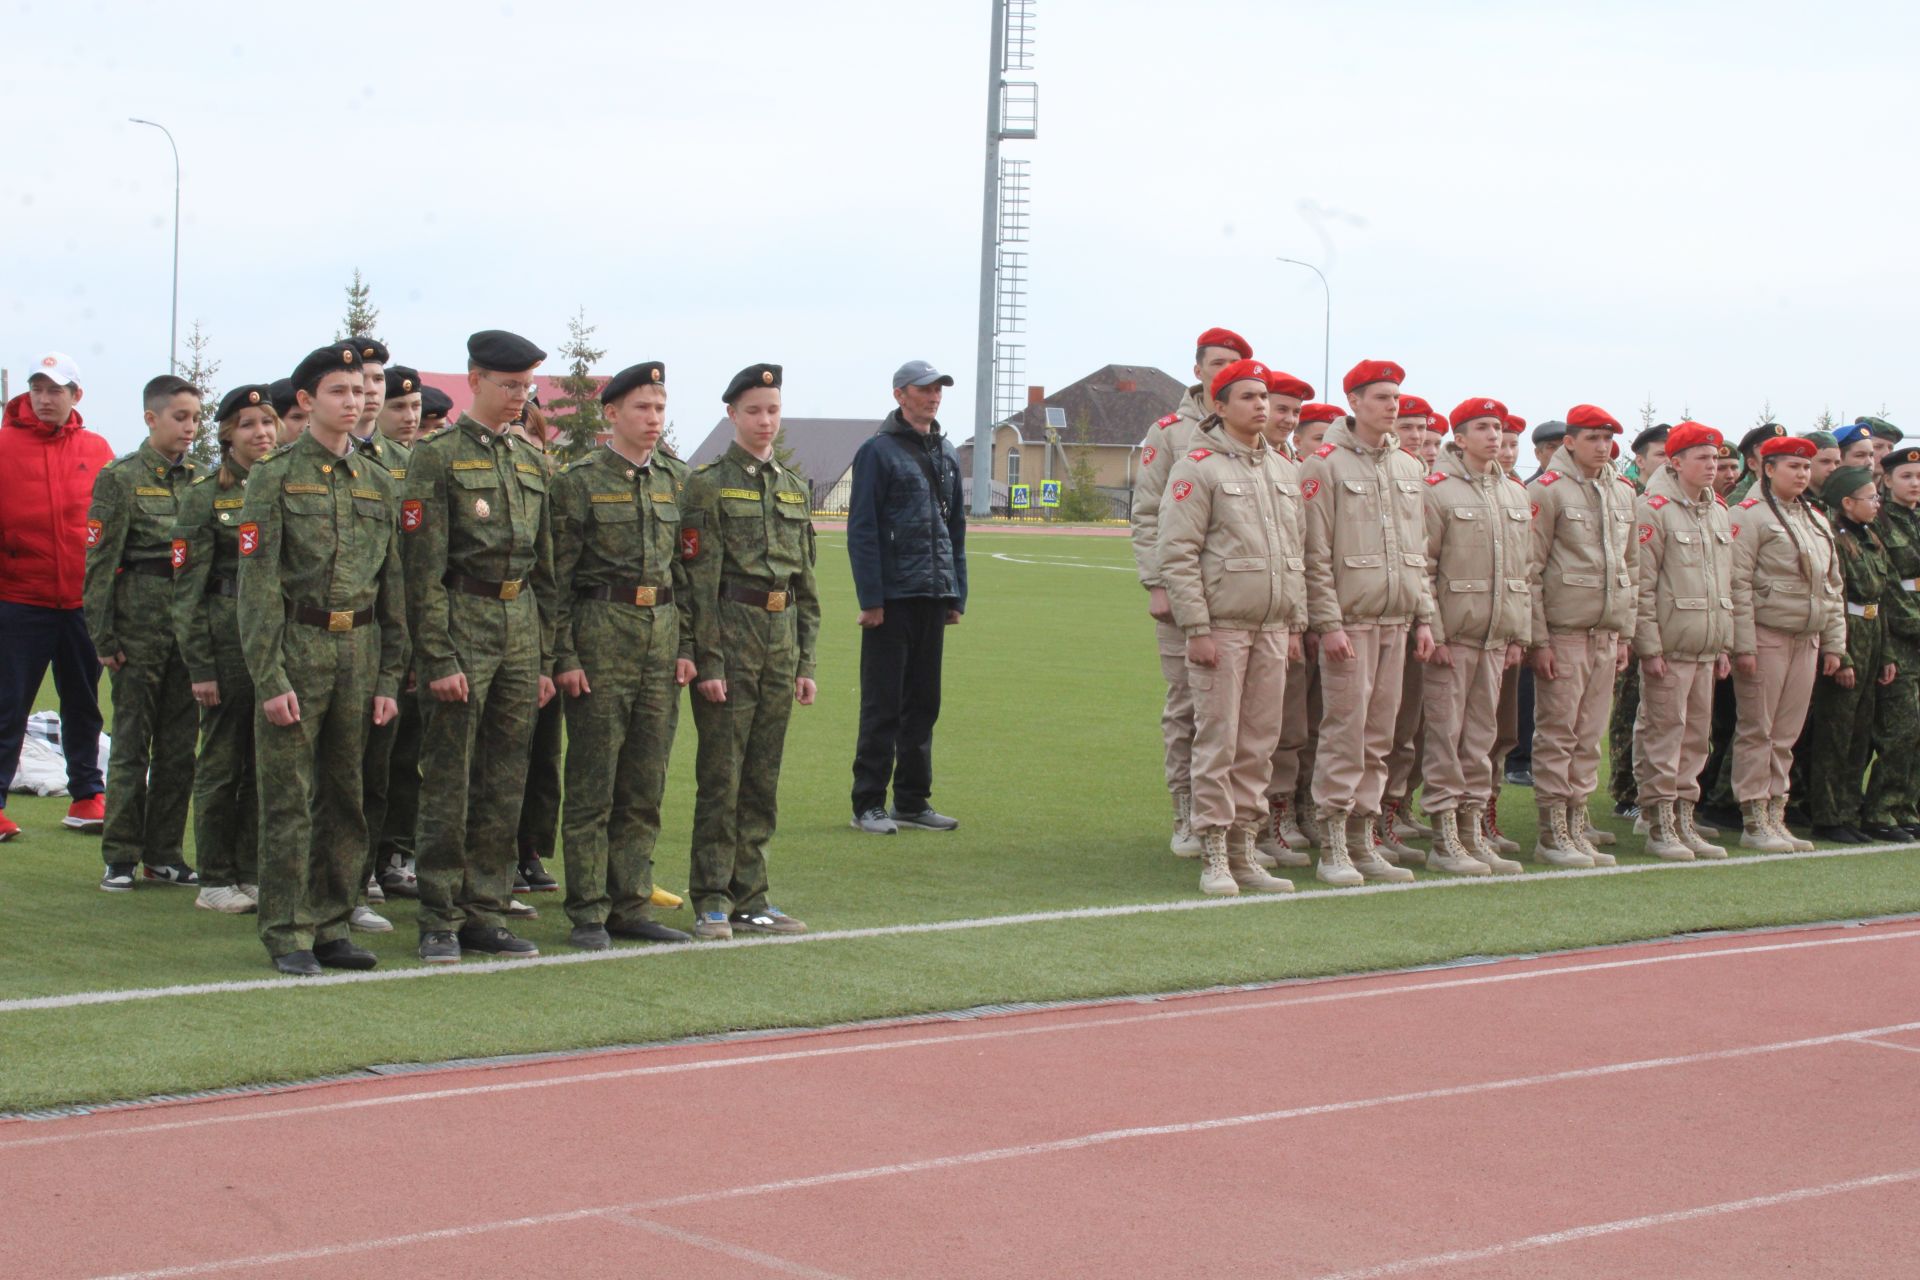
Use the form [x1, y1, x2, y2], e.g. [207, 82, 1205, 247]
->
[27, 352, 81, 389]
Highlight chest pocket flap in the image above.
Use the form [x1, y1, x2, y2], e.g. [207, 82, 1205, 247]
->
[1219, 482, 1250, 497]
[593, 502, 640, 524]
[1453, 507, 1482, 520]
[450, 467, 500, 490]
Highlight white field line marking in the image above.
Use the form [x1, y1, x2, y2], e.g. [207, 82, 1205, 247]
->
[80, 1019, 1920, 1280]
[607, 1213, 852, 1280]
[1853, 1036, 1920, 1056]
[9, 927, 1919, 1152]
[1308, 1166, 1920, 1280]
[989, 551, 1133, 570]
[5, 841, 1915, 1015]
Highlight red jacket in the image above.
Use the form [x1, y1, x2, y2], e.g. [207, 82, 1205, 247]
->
[0, 393, 116, 609]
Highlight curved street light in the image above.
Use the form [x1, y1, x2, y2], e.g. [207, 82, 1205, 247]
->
[1276, 257, 1330, 400]
[129, 118, 181, 374]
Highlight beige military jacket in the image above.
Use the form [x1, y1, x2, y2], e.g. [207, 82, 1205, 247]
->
[1632, 464, 1735, 661]
[1527, 445, 1639, 641]
[1158, 421, 1306, 635]
[1421, 442, 1533, 649]
[1298, 418, 1436, 633]
[1729, 492, 1847, 657]
[1128, 383, 1210, 588]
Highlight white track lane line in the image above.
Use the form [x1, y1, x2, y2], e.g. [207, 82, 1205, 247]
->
[1853, 1036, 1920, 1056]
[1309, 1166, 1920, 1279]
[9, 927, 1917, 1152]
[79, 1018, 1920, 1280]
[5, 842, 1916, 1015]
[607, 1213, 853, 1280]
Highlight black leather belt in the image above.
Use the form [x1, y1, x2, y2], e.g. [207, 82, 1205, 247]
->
[121, 560, 172, 578]
[579, 583, 674, 607]
[723, 583, 791, 612]
[288, 604, 375, 632]
[446, 573, 525, 601]
[208, 577, 238, 598]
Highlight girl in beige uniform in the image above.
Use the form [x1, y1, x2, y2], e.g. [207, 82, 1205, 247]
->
[1729, 435, 1845, 851]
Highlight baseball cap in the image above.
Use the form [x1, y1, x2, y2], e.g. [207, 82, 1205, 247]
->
[892, 360, 955, 390]
[27, 352, 81, 388]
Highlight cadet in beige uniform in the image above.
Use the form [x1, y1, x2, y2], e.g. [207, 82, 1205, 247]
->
[1420, 399, 1531, 875]
[1730, 435, 1845, 851]
[1527, 404, 1638, 867]
[1299, 359, 1436, 887]
[1378, 393, 1441, 861]
[1252, 372, 1317, 867]
[1131, 327, 1255, 858]
[1160, 359, 1304, 896]
[1483, 413, 1532, 858]
[1632, 422, 1735, 860]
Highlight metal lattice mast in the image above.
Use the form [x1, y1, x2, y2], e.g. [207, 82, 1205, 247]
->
[971, 0, 1038, 515]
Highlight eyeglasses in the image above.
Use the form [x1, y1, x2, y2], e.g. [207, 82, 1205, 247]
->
[484, 375, 536, 396]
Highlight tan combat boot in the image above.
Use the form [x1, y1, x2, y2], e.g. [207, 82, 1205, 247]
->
[1390, 796, 1434, 840]
[1426, 810, 1492, 876]
[1199, 829, 1238, 895]
[1768, 797, 1814, 851]
[1740, 800, 1794, 853]
[1458, 803, 1524, 874]
[1256, 799, 1312, 868]
[1374, 803, 1424, 866]
[1676, 801, 1728, 860]
[1482, 799, 1522, 855]
[1565, 802, 1617, 867]
[1315, 812, 1365, 887]
[1579, 810, 1617, 848]
[1350, 815, 1416, 883]
[1297, 798, 1324, 850]
[1644, 800, 1694, 861]
[1171, 790, 1203, 859]
[1532, 801, 1594, 868]
[1230, 827, 1295, 893]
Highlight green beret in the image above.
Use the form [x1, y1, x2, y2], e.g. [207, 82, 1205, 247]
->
[1858, 415, 1904, 444]
[1802, 431, 1837, 450]
[1823, 465, 1877, 510]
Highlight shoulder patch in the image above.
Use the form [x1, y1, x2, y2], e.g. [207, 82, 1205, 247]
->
[1171, 480, 1194, 502]
[1140, 444, 1156, 467]
[1638, 523, 1656, 544]
[695, 460, 720, 473]
[1187, 448, 1213, 462]
[1313, 443, 1337, 458]
[1424, 472, 1446, 486]
[1715, 493, 1727, 507]
[191, 474, 210, 485]
[1155, 413, 1179, 429]
[1738, 497, 1760, 509]
[1646, 494, 1669, 509]
[1538, 471, 1560, 486]
[1617, 474, 1635, 486]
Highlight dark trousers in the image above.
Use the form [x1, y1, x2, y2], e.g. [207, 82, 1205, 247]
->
[851, 597, 948, 815]
[1510, 667, 1536, 770]
[0, 601, 104, 807]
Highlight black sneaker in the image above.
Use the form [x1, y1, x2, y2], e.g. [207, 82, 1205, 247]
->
[1612, 801, 1640, 818]
[101, 863, 136, 892]
[314, 939, 378, 970]
[1504, 767, 1535, 788]
[607, 919, 692, 943]
[142, 862, 199, 887]
[457, 924, 539, 957]
[518, 857, 558, 892]
[729, 906, 808, 935]
[890, 807, 959, 832]
[419, 931, 461, 964]
[273, 950, 322, 976]
[569, 924, 611, 951]
[1859, 823, 1905, 842]
[1810, 824, 1868, 844]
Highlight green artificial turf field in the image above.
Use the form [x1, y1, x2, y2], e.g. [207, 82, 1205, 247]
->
[1, 529, 1915, 1113]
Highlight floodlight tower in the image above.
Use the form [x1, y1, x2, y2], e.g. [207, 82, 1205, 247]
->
[970, 0, 1039, 516]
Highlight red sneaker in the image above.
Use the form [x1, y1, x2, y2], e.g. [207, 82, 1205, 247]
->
[0, 811, 18, 841]
[63, 795, 106, 833]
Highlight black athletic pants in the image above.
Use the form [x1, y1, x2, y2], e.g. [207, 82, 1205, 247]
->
[851, 597, 948, 816]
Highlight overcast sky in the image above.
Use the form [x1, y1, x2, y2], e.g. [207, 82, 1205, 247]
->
[4, 0, 1914, 454]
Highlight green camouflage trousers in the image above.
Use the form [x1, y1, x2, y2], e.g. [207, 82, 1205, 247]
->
[519, 694, 564, 861]
[1807, 617, 1884, 827]
[189, 598, 256, 888]
[1607, 659, 1639, 807]
[1862, 643, 1920, 826]
[101, 576, 196, 869]
[253, 624, 378, 958]
[356, 673, 420, 902]
[561, 603, 683, 929]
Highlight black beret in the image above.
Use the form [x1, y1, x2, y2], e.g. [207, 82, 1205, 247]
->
[722, 362, 782, 405]
[467, 329, 546, 372]
[290, 341, 361, 395]
[601, 361, 666, 406]
[1887, 446, 1920, 473]
[268, 378, 297, 418]
[384, 365, 422, 397]
[1630, 424, 1669, 454]
[352, 338, 389, 365]
[419, 386, 454, 419]
[215, 384, 273, 423]
[1737, 422, 1787, 455]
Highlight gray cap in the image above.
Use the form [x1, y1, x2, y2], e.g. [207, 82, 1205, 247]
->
[1533, 419, 1568, 445]
[892, 360, 955, 390]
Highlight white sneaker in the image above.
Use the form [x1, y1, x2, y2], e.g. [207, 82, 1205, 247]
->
[237, 882, 259, 903]
[195, 885, 256, 914]
[349, 905, 394, 933]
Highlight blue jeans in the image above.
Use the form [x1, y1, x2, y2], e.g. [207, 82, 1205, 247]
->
[0, 600, 104, 807]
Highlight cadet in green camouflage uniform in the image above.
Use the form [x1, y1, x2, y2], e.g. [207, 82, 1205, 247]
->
[513, 404, 563, 896]
[171, 385, 279, 914]
[238, 344, 406, 974]
[402, 330, 557, 963]
[83, 375, 203, 890]
[682, 363, 820, 940]
[1861, 445, 1920, 837]
[551, 362, 696, 949]
[1807, 467, 1897, 841]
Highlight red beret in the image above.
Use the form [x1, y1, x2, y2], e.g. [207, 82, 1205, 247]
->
[1665, 420, 1724, 457]
[1265, 371, 1314, 401]
[1209, 358, 1270, 400]
[1195, 327, 1253, 360]
[1344, 359, 1405, 394]
[1759, 435, 1817, 460]
[1428, 410, 1450, 435]
[1298, 402, 1344, 426]
[1449, 397, 1509, 430]
[1503, 415, 1527, 434]
[1565, 404, 1623, 434]
[1397, 394, 1433, 419]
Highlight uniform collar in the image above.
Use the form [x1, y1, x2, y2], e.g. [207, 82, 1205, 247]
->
[456, 413, 511, 448]
[726, 441, 776, 475]
[136, 439, 190, 478]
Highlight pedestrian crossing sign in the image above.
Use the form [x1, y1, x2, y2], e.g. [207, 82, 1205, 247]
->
[1039, 480, 1061, 508]
[1011, 484, 1031, 509]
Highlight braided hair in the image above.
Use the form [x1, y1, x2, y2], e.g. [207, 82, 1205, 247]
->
[1761, 456, 1834, 570]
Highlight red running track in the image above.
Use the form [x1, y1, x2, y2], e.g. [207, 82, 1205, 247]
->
[5, 920, 1920, 1279]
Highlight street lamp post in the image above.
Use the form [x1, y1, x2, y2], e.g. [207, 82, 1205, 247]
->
[129, 118, 180, 374]
[1276, 257, 1330, 399]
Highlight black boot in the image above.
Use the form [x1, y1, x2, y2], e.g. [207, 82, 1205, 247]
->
[315, 939, 378, 970]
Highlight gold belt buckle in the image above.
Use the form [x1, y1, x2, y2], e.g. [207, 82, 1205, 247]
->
[328, 610, 355, 633]
[499, 579, 523, 601]
[1864, 603, 1879, 619]
[633, 585, 657, 607]
[766, 590, 788, 612]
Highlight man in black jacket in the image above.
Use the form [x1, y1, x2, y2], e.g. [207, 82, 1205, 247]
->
[846, 361, 968, 833]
